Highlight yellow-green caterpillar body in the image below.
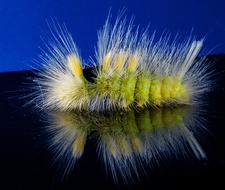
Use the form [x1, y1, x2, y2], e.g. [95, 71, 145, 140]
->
[33, 16, 211, 111]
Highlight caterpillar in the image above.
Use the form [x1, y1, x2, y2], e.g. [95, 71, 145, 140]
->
[32, 15, 212, 112]
[47, 106, 205, 181]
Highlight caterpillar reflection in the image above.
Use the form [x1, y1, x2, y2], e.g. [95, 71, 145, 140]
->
[32, 15, 212, 111]
[46, 106, 205, 181]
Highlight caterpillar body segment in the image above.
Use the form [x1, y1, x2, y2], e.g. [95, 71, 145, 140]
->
[34, 17, 211, 112]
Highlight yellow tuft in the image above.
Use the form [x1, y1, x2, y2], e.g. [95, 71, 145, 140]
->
[102, 52, 112, 72]
[127, 53, 139, 72]
[106, 137, 118, 157]
[72, 133, 86, 156]
[118, 138, 132, 155]
[131, 137, 143, 153]
[67, 54, 83, 77]
[114, 51, 127, 72]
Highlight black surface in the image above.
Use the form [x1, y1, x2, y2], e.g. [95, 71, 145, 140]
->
[1, 55, 225, 189]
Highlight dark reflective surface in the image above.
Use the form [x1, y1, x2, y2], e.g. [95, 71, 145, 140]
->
[1, 55, 225, 189]
[46, 106, 206, 182]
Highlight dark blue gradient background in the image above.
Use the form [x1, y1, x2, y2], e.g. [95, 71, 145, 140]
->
[0, 0, 225, 71]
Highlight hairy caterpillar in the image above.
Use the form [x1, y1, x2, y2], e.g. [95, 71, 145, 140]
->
[47, 106, 205, 181]
[32, 15, 212, 112]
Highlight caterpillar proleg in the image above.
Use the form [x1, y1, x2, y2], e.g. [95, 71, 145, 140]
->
[33, 15, 212, 112]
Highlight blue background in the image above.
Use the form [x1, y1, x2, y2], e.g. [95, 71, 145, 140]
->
[0, 0, 225, 72]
